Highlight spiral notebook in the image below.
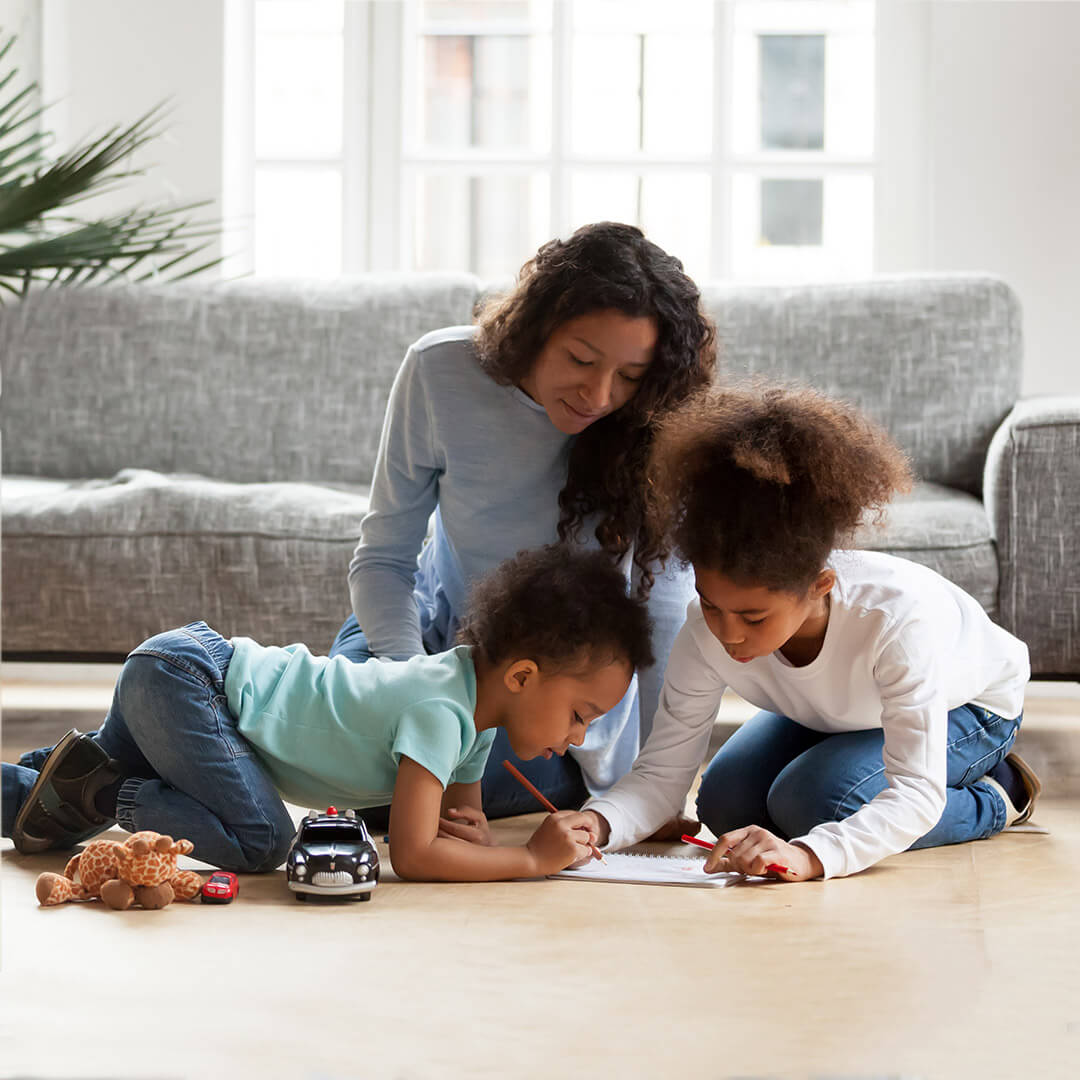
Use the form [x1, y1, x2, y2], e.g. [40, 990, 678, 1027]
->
[550, 851, 750, 888]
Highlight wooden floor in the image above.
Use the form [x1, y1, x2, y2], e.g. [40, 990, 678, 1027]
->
[2, 692, 1079, 1079]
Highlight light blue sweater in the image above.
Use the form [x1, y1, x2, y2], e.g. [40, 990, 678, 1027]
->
[348, 326, 694, 794]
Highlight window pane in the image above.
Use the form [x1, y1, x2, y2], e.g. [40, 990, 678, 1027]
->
[420, 35, 551, 150]
[759, 35, 825, 150]
[421, 0, 551, 25]
[570, 172, 710, 283]
[254, 167, 343, 277]
[761, 178, 822, 245]
[639, 174, 711, 282]
[731, 0, 874, 156]
[572, 30, 712, 156]
[573, 0, 711, 34]
[255, 29, 343, 158]
[731, 172, 873, 280]
[570, 35, 641, 154]
[257, 0, 342, 35]
[642, 34, 712, 155]
[414, 173, 550, 278]
[569, 172, 638, 230]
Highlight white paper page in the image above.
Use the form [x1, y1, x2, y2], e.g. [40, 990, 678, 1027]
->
[549, 851, 751, 888]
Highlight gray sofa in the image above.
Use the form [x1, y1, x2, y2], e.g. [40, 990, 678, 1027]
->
[2, 273, 1078, 677]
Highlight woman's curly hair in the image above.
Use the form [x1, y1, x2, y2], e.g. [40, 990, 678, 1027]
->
[458, 544, 654, 675]
[474, 222, 716, 595]
[647, 381, 914, 594]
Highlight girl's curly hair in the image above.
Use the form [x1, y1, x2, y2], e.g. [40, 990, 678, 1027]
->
[457, 544, 654, 675]
[647, 381, 914, 594]
[474, 222, 716, 595]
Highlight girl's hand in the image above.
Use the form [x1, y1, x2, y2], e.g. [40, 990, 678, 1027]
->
[526, 811, 596, 874]
[437, 806, 494, 846]
[703, 825, 824, 882]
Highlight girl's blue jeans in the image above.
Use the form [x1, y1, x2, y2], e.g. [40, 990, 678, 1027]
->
[5, 622, 296, 873]
[330, 614, 588, 823]
[695, 705, 1022, 851]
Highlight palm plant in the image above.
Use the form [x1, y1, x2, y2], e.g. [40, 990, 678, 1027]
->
[0, 30, 221, 300]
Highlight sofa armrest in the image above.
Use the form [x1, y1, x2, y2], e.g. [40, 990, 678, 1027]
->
[984, 397, 1080, 676]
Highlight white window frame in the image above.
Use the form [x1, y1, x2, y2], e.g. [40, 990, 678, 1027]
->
[232, 0, 877, 280]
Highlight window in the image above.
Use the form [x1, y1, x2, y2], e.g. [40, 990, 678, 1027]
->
[241, 0, 875, 281]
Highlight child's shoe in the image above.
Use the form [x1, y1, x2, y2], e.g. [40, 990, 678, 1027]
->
[11, 729, 126, 854]
[983, 751, 1042, 828]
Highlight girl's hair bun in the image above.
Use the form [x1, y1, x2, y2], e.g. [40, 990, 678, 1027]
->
[646, 380, 913, 592]
[732, 441, 791, 486]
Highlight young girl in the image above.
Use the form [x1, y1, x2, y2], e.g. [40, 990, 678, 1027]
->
[4, 546, 652, 882]
[331, 222, 715, 820]
[577, 384, 1037, 880]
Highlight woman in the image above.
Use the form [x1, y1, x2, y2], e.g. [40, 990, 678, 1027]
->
[330, 221, 716, 822]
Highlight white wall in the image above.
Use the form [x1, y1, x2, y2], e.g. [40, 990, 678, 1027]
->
[0, 0, 42, 88]
[877, 0, 1080, 396]
[39, 0, 225, 268]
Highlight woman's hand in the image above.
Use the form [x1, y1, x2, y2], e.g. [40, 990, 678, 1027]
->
[703, 825, 824, 882]
[437, 805, 494, 846]
[526, 811, 597, 874]
[643, 813, 701, 843]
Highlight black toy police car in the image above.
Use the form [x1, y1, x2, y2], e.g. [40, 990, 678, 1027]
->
[286, 807, 380, 902]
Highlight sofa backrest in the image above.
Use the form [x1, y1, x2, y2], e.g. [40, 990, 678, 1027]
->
[700, 275, 1022, 494]
[0, 275, 483, 486]
[1, 273, 1020, 493]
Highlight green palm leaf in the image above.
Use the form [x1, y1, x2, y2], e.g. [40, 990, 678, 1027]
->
[0, 29, 221, 299]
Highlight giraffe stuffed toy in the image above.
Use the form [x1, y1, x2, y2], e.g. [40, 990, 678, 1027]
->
[35, 831, 205, 910]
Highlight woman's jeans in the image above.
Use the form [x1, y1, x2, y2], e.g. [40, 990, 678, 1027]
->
[330, 614, 589, 823]
[9, 622, 296, 873]
[695, 705, 1022, 850]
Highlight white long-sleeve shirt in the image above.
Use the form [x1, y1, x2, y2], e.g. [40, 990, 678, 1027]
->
[348, 326, 694, 794]
[584, 550, 1030, 877]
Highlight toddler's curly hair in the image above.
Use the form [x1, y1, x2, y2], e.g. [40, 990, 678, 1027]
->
[647, 381, 913, 594]
[458, 544, 654, 674]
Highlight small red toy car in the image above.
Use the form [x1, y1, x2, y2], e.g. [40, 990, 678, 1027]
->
[201, 871, 240, 904]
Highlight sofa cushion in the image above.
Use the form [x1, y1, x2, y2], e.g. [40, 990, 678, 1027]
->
[856, 481, 998, 615]
[4, 472, 997, 656]
[2, 470, 371, 655]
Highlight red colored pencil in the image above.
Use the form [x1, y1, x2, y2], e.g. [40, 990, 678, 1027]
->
[681, 833, 714, 851]
[502, 759, 606, 864]
[680, 833, 791, 876]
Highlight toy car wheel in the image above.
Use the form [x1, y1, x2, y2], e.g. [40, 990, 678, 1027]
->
[296, 892, 307, 901]
[359, 892, 372, 902]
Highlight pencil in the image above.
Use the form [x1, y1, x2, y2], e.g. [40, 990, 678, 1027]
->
[681, 833, 714, 851]
[501, 759, 606, 864]
[680, 833, 791, 876]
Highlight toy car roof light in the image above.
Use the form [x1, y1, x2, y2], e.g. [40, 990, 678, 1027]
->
[305, 806, 355, 819]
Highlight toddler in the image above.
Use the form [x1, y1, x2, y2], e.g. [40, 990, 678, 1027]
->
[5, 545, 652, 882]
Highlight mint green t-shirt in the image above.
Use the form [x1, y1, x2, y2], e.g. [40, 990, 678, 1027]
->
[224, 641, 495, 809]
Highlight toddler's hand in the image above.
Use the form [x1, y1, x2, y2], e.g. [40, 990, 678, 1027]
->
[438, 806, 494, 846]
[703, 825, 824, 882]
[526, 811, 596, 874]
